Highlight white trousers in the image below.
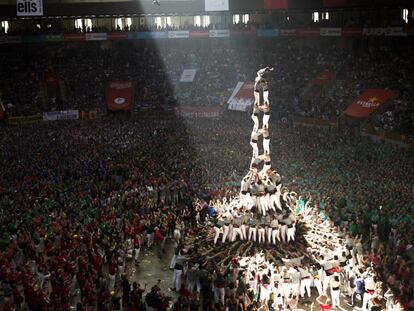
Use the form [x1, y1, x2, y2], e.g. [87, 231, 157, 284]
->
[252, 112, 259, 132]
[147, 233, 153, 248]
[134, 247, 140, 261]
[314, 279, 323, 296]
[263, 90, 269, 104]
[249, 227, 257, 242]
[254, 91, 260, 106]
[362, 292, 373, 311]
[263, 112, 270, 129]
[109, 274, 116, 290]
[258, 228, 266, 243]
[259, 196, 268, 216]
[263, 137, 270, 155]
[287, 226, 296, 243]
[331, 289, 340, 308]
[172, 269, 183, 290]
[232, 227, 245, 241]
[222, 225, 230, 243]
[272, 228, 280, 244]
[266, 227, 273, 243]
[275, 192, 282, 211]
[214, 227, 222, 244]
[280, 225, 287, 243]
[250, 139, 259, 159]
[300, 278, 312, 298]
[291, 283, 300, 296]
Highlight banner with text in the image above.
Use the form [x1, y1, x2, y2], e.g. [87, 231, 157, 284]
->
[209, 29, 230, 38]
[227, 82, 254, 112]
[205, 0, 229, 11]
[174, 106, 222, 118]
[320, 28, 341, 36]
[85, 33, 107, 41]
[180, 69, 197, 82]
[43, 110, 79, 121]
[344, 89, 396, 118]
[168, 31, 189, 39]
[17, 0, 43, 16]
[106, 81, 134, 111]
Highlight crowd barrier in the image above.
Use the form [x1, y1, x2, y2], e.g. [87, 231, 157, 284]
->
[0, 26, 413, 45]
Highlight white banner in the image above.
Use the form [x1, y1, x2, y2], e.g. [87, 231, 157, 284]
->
[209, 29, 230, 38]
[180, 69, 197, 82]
[385, 27, 407, 36]
[362, 28, 386, 36]
[17, 0, 43, 16]
[85, 33, 108, 41]
[168, 31, 189, 39]
[320, 28, 342, 36]
[205, 0, 229, 11]
[43, 110, 79, 121]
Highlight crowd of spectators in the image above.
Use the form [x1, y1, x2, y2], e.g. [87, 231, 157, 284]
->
[1, 39, 413, 135]
[0, 112, 413, 309]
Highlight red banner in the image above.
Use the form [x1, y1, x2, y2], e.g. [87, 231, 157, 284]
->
[312, 71, 335, 86]
[105, 81, 134, 111]
[189, 30, 209, 38]
[342, 27, 363, 37]
[227, 82, 254, 112]
[107, 32, 128, 40]
[174, 106, 222, 118]
[344, 89, 396, 118]
[264, 0, 288, 9]
[44, 70, 60, 87]
[0, 102, 5, 120]
[63, 34, 85, 41]
[323, 0, 349, 7]
[298, 28, 320, 36]
[280, 29, 297, 36]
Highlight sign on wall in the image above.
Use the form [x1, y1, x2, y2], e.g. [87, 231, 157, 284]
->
[205, 0, 229, 11]
[180, 69, 197, 82]
[16, 0, 43, 16]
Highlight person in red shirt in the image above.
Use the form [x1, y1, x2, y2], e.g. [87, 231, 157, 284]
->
[178, 283, 191, 302]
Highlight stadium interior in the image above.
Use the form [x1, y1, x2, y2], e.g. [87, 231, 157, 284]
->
[0, 0, 413, 311]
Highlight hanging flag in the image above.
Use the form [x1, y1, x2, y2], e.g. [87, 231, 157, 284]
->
[228, 82, 254, 112]
[344, 89, 396, 118]
[105, 81, 134, 111]
[0, 101, 5, 120]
